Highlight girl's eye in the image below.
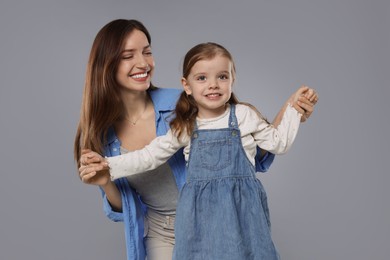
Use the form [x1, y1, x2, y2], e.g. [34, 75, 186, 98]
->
[219, 74, 229, 80]
[197, 75, 206, 81]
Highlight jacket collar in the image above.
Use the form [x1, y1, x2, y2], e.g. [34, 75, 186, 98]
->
[106, 88, 176, 146]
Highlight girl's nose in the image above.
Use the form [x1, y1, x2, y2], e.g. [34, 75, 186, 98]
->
[209, 79, 219, 89]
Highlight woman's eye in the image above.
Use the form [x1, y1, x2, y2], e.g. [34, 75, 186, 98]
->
[122, 55, 133, 60]
[144, 51, 152, 56]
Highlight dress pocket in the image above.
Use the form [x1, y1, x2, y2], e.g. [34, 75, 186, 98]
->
[198, 138, 232, 171]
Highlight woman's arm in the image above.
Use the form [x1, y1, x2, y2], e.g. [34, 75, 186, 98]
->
[79, 149, 122, 211]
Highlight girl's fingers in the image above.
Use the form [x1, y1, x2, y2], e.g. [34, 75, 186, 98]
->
[86, 156, 102, 164]
[81, 149, 92, 155]
[80, 152, 103, 165]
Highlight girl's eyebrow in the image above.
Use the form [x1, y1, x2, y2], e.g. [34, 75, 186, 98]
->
[192, 70, 230, 77]
[192, 72, 206, 77]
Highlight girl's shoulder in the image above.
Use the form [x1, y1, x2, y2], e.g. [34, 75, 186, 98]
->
[234, 103, 267, 124]
[235, 103, 257, 116]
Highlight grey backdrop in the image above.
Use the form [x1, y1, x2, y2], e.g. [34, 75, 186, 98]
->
[1, 0, 389, 259]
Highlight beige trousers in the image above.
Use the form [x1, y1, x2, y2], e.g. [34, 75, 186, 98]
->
[145, 210, 175, 260]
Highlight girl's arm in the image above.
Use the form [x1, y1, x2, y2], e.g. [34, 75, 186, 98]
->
[253, 104, 301, 154]
[273, 86, 318, 125]
[251, 86, 317, 154]
[106, 129, 188, 180]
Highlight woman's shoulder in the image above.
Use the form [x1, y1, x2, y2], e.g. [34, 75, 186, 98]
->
[149, 87, 182, 98]
[149, 87, 182, 110]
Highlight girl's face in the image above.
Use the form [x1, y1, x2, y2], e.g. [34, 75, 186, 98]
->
[182, 55, 233, 119]
[116, 29, 155, 93]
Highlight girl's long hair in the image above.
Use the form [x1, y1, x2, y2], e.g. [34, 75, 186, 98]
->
[74, 19, 155, 166]
[170, 42, 267, 138]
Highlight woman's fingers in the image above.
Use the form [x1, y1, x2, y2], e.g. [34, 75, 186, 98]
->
[292, 101, 306, 114]
[80, 170, 97, 183]
[294, 86, 318, 123]
[79, 164, 105, 183]
[305, 89, 319, 104]
[296, 96, 315, 121]
[298, 96, 314, 110]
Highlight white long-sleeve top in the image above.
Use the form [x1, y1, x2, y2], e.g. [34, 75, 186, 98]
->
[108, 103, 301, 180]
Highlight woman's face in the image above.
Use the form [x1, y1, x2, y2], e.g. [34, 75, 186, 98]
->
[116, 29, 155, 93]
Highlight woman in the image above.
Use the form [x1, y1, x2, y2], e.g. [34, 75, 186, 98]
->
[74, 19, 316, 260]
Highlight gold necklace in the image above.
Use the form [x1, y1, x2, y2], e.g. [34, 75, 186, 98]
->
[125, 102, 148, 126]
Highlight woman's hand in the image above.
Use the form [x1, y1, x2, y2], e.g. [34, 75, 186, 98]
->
[290, 85, 319, 122]
[79, 149, 110, 186]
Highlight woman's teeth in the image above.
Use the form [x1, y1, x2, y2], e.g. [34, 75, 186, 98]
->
[131, 72, 148, 79]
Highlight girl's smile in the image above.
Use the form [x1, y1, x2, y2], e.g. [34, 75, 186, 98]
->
[182, 55, 234, 119]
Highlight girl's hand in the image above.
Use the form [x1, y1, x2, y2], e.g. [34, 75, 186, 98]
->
[291, 86, 318, 122]
[79, 149, 110, 186]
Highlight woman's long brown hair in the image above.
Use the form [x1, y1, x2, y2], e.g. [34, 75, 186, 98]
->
[170, 42, 267, 138]
[74, 19, 155, 167]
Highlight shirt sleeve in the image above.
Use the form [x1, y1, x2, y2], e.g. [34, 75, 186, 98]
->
[255, 147, 275, 172]
[101, 188, 124, 222]
[107, 129, 188, 180]
[247, 104, 302, 154]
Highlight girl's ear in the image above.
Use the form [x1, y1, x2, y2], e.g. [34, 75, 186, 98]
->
[182, 77, 192, 95]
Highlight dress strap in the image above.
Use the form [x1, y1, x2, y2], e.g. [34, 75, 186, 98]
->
[228, 103, 238, 129]
[193, 116, 199, 130]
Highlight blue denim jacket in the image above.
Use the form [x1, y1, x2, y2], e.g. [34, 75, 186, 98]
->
[101, 88, 275, 260]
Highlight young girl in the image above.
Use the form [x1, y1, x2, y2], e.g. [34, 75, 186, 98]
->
[83, 42, 318, 259]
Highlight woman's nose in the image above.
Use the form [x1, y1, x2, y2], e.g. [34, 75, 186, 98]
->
[135, 56, 149, 70]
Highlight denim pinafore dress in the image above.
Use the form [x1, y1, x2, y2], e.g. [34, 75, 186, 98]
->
[173, 104, 280, 260]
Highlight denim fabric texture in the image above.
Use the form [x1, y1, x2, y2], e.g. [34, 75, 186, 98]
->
[101, 88, 275, 260]
[102, 88, 186, 260]
[173, 104, 280, 260]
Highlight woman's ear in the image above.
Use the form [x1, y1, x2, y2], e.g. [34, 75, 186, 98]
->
[181, 77, 192, 95]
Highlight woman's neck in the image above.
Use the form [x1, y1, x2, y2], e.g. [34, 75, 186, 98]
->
[121, 90, 150, 118]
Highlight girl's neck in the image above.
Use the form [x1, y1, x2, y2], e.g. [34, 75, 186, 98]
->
[197, 104, 228, 120]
